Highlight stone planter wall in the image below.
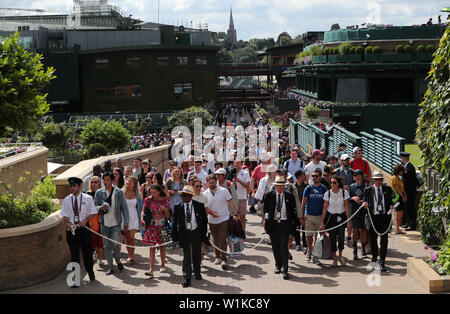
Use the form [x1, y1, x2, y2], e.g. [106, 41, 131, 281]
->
[0, 210, 70, 291]
[407, 257, 450, 293]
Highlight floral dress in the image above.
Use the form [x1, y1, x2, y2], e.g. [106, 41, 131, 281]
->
[142, 198, 170, 246]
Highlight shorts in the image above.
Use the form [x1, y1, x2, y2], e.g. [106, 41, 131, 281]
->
[350, 207, 367, 229]
[396, 201, 405, 212]
[238, 199, 247, 216]
[305, 215, 322, 236]
[91, 232, 104, 249]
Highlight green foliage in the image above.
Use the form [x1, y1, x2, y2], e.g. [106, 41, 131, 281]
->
[372, 46, 382, 54]
[416, 26, 450, 247]
[304, 105, 320, 121]
[80, 119, 131, 154]
[88, 143, 107, 159]
[310, 45, 323, 56]
[38, 122, 70, 149]
[416, 44, 426, 53]
[365, 46, 373, 54]
[333, 47, 339, 55]
[0, 32, 56, 136]
[0, 176, 57, 229]
[322, 47, 330, 55]
[404, 44, 412, 53]
[122, 117, 152, 136]
[396, 44, 405, 53]
[338, 43, 352, 55]
[276, 32, 292, 46]
[355, 46, 364, 55]
[167, 106, 213, 131]
[349, 46, 356, 54]
[426, 44, 436, 53]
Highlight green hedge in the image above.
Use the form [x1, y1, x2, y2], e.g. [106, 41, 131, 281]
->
[0, 176, 58, 229]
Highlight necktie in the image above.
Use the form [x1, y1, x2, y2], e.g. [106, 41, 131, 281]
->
[377, 188, 383, 213]
[186, 203, 191, 224]
[277, 194, 282, 211]
[73, 197, 79, 216]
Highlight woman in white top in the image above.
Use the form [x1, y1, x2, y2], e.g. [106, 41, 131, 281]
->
[255, 164, 277, 223]
[122, 176, 143, 265]
[321, 175, 350, 267]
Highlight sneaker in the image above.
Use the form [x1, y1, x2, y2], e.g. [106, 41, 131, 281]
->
[306, 250, 312, 261]
[295, 245, 301, 251]
[313, 257, 321, 265]
[214, 258, 221, 265]
[97, 259, 103, 266]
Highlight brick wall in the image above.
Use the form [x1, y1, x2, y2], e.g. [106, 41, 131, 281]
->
[0, 211, 70, 291]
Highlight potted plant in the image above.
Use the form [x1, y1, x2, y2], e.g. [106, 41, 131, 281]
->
[364, 45, 379, 63]
[337, 43, 352, 62]
[328, 47, 339, 63]
[396, 44, 413, 62]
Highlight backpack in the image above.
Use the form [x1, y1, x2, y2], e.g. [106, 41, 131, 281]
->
[351, 159, 368, 173]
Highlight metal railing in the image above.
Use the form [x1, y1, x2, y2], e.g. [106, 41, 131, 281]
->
[289, 119, 405, 174]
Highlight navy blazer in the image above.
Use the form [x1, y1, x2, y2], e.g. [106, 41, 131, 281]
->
[171, 200, 208, 248]
[263, 190, 297, 235]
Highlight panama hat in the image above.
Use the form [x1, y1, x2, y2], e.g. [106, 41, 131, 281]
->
[372, 171, 384, 179]
[178, 185, 195, 195]
[274, 176, 287, 186]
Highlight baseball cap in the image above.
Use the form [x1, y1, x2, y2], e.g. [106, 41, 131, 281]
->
[215, 168, 227, 175]
[312, 149, 321, 157]
[353, 147, 362, 154]
[341, 154, 351, 161]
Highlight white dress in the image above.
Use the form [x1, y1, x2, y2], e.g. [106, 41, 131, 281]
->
[123, 198, 139, 231]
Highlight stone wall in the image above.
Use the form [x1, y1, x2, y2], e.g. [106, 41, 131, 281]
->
[0, 147, 48, 195]
[0, 210, 70, 291]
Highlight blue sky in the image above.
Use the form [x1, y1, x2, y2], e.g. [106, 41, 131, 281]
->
[0, 0, 448, 40]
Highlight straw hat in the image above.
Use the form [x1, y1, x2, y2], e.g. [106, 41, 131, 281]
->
[178, 185, 195, 195]
[372, 171, 384, 179]
[274, 176, 287, 186]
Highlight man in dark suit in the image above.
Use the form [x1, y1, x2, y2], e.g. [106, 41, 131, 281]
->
[172, 185, 208, 288]
[263, 176, 297, 280]
[362, 171, 394, 272]
[400, 152, 420, 231]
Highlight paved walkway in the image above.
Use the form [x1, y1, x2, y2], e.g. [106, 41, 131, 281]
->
[6, 213, 429, 294]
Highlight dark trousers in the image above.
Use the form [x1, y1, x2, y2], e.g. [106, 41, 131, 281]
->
[369, 215, 390, 263]
[329, 225, 345, 252]
[293, 221, 301, 247]
[66, 227, 94, 276]
[182, 229, 202, 281]
[405, 189, 417, 228]
[269, 221, 290, 273]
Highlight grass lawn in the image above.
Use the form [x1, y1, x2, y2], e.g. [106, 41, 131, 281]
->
[405, 144, 424, 168]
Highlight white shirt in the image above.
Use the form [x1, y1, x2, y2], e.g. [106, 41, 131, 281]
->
[103, 188, 118, 227]
[61, 193, 97, 224]
[184, 201, 198, 231]
[203, 186, 232, 224]
[305, 161, 327, 184]
[235, 169, 250, 200]
[187, 169, 208, 186]
[275, 191, 287, 220]
[323, 189, 350, 214]
[192, 194, 209, 207]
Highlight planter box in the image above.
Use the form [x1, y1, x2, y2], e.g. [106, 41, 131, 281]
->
[396, 53, 413, 62]
[407, 257, 450, 293]
[417, 52, 434, 62]
[347, 54, 362, 63]
[327, 55, 338, 63]
[380, 53, 396, 63]
[364, 54, 380, 63]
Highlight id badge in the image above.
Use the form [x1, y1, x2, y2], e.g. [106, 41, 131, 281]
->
[74, 215, 80, 224]
[377, 205, 383, 212]
[186, 222, 192, 230]
[275, 211, 281, 220]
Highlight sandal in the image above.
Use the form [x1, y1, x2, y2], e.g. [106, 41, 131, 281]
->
[145, 271, 154, 278]
[126, 258, 135, 265]
[332, 259, 338, 267]
[338, 256, 347, 266]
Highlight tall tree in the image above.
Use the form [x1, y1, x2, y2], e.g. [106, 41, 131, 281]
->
[0, 32, 55, 136]
[276, 32, 292, 46]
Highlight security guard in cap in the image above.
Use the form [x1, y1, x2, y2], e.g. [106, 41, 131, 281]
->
[60, 177, 98, 287]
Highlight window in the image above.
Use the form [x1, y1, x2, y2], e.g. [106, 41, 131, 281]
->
[126, 57, 141, 68]
[195, 56, 207, 65]
[174, 82, 192, 101]
[95, 58, 109, 69]
[95, 85, 142, 99]
[176, 56, 189, 65]
[157, 57, 169, 66]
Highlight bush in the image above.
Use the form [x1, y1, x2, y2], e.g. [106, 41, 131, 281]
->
[416, 44, 426, 53]
[355, 46, 364, 55]
[372, 46, 382, 54]
[80, 119, 131, 154]
[365, 46, 373, 54]
[338, 43, 352, 55]
[426, 44, 436, 53]
[322, 47, 330, 55]
[333, 47, 339, 55]
[403, 44, 412, 53]
[88, 143, 107, 159]
[395, 44, 405, 53]
[310, 45, 323, 56]
[349, 46, 356, 54]
[304, 105, 320, 121]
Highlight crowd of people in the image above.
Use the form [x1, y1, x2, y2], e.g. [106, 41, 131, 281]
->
[61, 108, 420, 288]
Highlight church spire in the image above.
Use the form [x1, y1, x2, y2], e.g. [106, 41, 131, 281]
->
[227, 6, 237, 45]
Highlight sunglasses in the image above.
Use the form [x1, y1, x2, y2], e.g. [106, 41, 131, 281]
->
[311, 175, 320, 178]
[194, 185, 202, 188]
[331, 181, 338, 184]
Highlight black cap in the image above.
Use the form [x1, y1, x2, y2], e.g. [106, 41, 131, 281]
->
[399, 152, 411, 157]
[354, 169, 364, 176]
[339, 143, 347, 147]
[68, 177, 83, 186]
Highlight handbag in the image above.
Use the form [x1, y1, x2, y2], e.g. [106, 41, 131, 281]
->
[228, 233, 245, 258]
[312, 232, 332, 259]
[161, 220, 177, 251]
[248, 194, 257, 206]
[143, 199, 152, 228]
